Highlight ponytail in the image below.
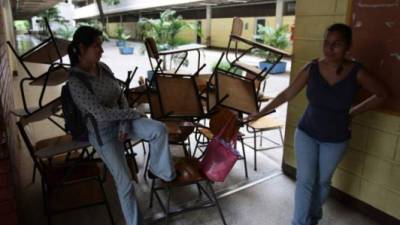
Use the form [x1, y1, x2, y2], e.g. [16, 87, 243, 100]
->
[67, 41, 80, 67]
[68, 26, 102, 67]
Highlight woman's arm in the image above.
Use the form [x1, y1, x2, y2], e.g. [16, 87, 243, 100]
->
[245, 63, 311, 122]
[69, 76, 139, 122]
[349, 69, 388, 117]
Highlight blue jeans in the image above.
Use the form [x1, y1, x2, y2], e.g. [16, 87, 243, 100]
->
[292, 128, 347, 225]
[89, 117, 176, 225]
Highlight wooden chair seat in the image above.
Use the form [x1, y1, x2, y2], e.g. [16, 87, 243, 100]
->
[45, 162, 101, 188]
[166, 157, 205, 186]
[199, 127, 244, 140]
[48, 178, 104, 212]
[248, 116, 283, 130]
[35, 134, 74, 151]
[35, 135, 90, 158]
[233, 61, 262, 75]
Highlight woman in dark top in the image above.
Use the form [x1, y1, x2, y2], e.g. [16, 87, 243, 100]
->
[246, 23, 388, 225]
[67, 26, 176, 225]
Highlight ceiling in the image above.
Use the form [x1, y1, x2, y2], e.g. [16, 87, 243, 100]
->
[12, 0, 63, 20]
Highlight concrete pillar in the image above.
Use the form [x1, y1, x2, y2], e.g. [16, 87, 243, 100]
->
[275, 0, 284, 28]
[206, 5, 212, 46]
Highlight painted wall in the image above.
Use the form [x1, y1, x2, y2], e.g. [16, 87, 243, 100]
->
[284, 0, 400, 219]
[106, 15, 294, 54]
[175, 16, 295, 52]
[106, 22, 138, 39]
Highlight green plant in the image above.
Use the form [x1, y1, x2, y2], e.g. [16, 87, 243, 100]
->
[14, 20, 30, 33]
[254, 24, 290, 62]
[37, 7, 65, 35]
[212, 59, 243, 76]
[138, 9, 199, 50]
[116, 25, 131, 41]
[57, 24, 76, 40]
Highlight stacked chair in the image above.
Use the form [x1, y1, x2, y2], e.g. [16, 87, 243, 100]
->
[224, 17, 290, 171]
[16, 98, 115, 225]
[144, 68, 227, 225]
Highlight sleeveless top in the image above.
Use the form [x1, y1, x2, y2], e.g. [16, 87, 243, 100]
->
[298, 59, 362, 142]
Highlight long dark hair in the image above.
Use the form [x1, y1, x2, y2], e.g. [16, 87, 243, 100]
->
[68, 26, 102, 67]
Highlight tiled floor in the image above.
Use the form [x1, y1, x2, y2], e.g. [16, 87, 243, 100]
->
[11, 36, 382, 225]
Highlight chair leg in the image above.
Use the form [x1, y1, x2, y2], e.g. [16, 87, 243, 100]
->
[149, 179, 155, 208]
[99, 179, 116, 225]
[182, 142, 189, 158]
[196, 183, 203, 199]
[142, 141, 147, 155]
[240, 137, 248, 178]
[143, 150, 151, 182]
[278, 127, 284, 144]
[31, 163, 37, 184]
[165, 187, 171, 225]
[207, 182, 227, 225]
[253, 131, 257, 171]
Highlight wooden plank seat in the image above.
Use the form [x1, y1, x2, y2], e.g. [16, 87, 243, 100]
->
[45, 161, 101, 188]
[248, 116, 283, 130]
[22, 38, 70, 64]
[48, 178, 105, 212]
[35, 133, 90, 159]
[35, 134, 90, 158]
[233, 61, 263, 76]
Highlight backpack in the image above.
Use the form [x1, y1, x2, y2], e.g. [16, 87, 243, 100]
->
[61, 73, 103, 145]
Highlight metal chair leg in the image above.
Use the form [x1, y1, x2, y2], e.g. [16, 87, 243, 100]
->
[143, 149, 151, 182]
[99, 179, 116, 225]
[253, 131, 257, 171]
[149, 179, 155, 208]
[165, 188, 171, 225]
[240, 137, 248, 178]
[207, 182, 227, 225]
[31, 163, 37, 184]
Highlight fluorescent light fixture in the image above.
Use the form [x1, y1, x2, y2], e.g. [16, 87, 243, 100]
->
[227, 0, 248, 3]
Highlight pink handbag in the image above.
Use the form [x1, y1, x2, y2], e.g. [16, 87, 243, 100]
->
[199, 117, 240, 182]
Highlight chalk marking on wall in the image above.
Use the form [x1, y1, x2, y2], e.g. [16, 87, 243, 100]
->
[380, 60, 384, 68]
[355, 21, 363, 27]
[358, 0, 399, 8]
[390, 53, 400, 61]
[385, 21, 395, 28]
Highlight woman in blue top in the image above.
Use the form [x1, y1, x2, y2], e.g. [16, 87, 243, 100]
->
[246, 23, 388, 225]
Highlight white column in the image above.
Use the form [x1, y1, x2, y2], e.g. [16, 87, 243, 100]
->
[206, 5, 212, 46]
[275, 0, 284, 28]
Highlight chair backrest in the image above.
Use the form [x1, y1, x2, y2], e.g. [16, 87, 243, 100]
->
[231, 17, 243, 36]
[155, 73, 204, 119]
[209, 107, 238, 142]
[215, 69, 258, 114]
[17, 98, 63, 172]
[147, 90, 163, 119]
